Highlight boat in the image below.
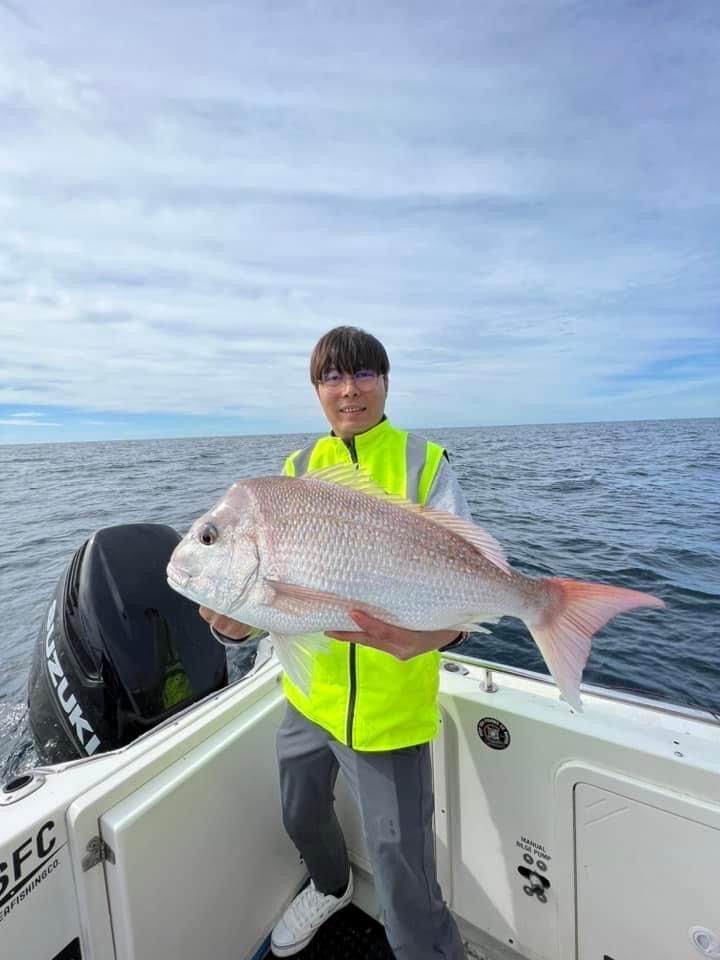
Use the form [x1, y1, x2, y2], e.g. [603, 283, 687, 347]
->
[2, 524, 719, 960]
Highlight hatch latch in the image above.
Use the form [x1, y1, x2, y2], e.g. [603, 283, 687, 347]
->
[82, 835, 116, 871]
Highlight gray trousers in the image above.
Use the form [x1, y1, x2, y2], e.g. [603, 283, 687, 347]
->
[276, 703, 465, 959]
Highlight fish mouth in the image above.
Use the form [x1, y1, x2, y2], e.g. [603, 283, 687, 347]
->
[166, 560, 191, 589]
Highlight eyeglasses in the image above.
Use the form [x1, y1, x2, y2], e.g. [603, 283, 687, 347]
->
[317, 370, 380, 390]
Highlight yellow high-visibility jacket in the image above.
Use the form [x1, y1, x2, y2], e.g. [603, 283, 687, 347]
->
[282, 417, 447, 750]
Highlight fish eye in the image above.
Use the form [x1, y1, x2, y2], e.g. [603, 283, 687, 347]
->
[199, 522, 219, 546]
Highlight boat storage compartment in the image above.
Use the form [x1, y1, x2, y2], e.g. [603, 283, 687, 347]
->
[574, 778, 720, 960]
[67, 687, 305, 960]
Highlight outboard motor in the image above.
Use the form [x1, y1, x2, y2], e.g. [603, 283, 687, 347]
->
[28, 523, 228, 765]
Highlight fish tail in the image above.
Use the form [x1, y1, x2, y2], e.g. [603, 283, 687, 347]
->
[527, 578, 665, 711]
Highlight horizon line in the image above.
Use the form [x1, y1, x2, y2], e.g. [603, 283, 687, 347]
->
[1, 413, 717, 448]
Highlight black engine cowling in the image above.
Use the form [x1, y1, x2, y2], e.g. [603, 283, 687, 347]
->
[27, 523, 228, 765]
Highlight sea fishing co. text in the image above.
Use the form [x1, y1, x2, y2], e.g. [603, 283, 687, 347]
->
[0, 822, 59, 922]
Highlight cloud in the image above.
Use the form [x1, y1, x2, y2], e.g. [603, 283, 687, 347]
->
[0, 1, 34, 29]
[0, 418, 63, 427]
[0, 1, 718, 440]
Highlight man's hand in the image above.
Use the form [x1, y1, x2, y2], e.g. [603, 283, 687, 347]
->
[325, 609, 460, 660]
[198, 606, 253, 641]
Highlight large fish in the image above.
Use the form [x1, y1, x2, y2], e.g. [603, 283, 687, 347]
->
[166, 465, 664, 710]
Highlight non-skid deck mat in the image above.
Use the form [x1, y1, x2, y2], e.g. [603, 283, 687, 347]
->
[269, 904, 395, 959]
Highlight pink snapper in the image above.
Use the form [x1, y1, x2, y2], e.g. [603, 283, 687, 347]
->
[167, 465, 665, 710]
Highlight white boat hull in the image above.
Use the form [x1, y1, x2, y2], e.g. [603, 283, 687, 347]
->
[2, 654, 719, 960]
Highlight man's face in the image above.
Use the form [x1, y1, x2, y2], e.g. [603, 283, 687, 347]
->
[315, 370, 388, 440]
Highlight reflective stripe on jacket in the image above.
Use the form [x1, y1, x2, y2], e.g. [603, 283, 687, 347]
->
[282, 417, 446, 750]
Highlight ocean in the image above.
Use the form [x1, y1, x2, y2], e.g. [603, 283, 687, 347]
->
[1, 418, 718, 779]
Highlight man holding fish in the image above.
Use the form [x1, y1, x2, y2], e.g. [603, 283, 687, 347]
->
[168, 326, 663, 958]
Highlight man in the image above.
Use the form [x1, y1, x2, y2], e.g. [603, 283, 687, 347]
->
[200, 327, 469, 959]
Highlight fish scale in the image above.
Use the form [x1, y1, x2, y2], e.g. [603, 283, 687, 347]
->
[258, 481, 500, 627]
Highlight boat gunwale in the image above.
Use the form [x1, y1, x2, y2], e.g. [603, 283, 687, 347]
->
[442, 651, 720, 726]
[14, 649, 718, 787]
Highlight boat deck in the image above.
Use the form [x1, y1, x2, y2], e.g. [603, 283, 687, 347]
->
[259, 904, 394, 959]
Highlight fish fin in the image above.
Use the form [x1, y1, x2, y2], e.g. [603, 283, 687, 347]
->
[455, 618, 500, 634]
[304, 465, 512, 576]
[269, 631, 329, 695]
[264, 579, 398, 624]
[527, 578, 665, 711]
[305, 463, 390, 497]
[420, 513, 512, 575]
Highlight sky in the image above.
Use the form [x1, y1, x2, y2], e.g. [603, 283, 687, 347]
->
[1, 0, 718, 445]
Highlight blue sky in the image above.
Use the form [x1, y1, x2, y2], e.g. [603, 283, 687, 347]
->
[1, 0, 718, 444]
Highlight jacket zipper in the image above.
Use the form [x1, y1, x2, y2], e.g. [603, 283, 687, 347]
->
[344, 438, 358, 748]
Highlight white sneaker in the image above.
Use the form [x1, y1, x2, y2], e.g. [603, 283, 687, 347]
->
[271, 873, 354, 956]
